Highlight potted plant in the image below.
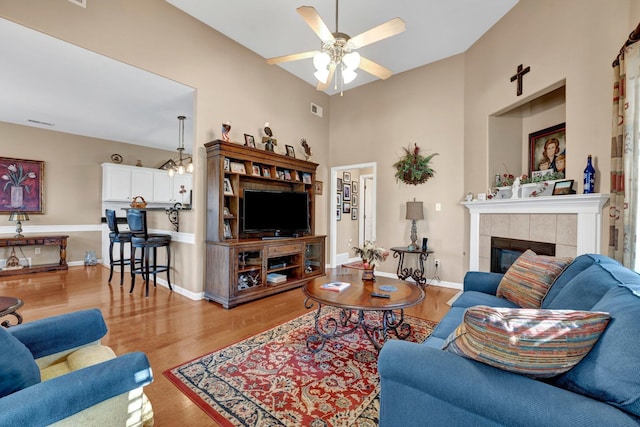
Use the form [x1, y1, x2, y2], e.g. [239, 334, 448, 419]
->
[353, 241, 389, 280]
[393, 144, 438, 185]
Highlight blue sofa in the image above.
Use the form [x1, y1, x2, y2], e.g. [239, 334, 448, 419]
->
[379, 254, 640, 426]
[0, 308, 154, 426]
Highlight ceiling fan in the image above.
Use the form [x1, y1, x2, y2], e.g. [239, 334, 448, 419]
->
[267, 1, 406, 92]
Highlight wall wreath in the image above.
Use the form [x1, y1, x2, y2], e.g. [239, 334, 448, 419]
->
[393, 143, 438, 185]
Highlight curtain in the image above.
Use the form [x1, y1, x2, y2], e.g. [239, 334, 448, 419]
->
[609, 24, 640, 269]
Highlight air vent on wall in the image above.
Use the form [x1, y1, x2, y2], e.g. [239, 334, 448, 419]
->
[67, 0, 87, 8]
[310, 102, 323, 118]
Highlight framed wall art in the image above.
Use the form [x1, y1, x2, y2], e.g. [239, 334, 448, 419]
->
[0, 157, 44, 214]
[529, 123, 566, 175]
[314, 180, 323, 195]
[285, 145, 296, 157]
[343, 183, 351, 201]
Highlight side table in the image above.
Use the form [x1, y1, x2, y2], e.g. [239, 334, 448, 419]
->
[390, 246, 434, 286]
[0, 296, 24, 327]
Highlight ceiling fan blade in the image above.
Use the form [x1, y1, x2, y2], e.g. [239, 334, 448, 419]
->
[267, 51, 319, 64]
[297, 6, 335, 43]
[316, 63, 336, 91]
[348, 18, 406, 49]
[359, 57, 393, 80]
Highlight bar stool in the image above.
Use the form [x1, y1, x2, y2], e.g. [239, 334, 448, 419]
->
[127, 209, 172, 297]
[105, 209, 133, 286]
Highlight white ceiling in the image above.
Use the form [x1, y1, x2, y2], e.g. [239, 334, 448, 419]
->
[166, 0, 519, 95]
[0, 1, 518, 150]
[0, 17, 195, 152]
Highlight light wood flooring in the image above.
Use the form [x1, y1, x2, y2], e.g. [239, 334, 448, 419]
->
[0, 266, 458, 426]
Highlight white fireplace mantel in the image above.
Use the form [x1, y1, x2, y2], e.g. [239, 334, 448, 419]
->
[463, 194, 610, 271]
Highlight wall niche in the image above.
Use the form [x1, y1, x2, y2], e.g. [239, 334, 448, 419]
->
[488, 82, 566, 188]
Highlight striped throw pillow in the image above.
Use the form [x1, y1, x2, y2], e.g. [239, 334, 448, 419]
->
[496, 249, 573, 308]
[442, 306, 610, 378]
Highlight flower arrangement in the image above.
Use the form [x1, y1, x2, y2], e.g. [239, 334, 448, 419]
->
[1, 163, 37, 193]
[393, 143, 438, 185]
[353, 241, 389, 268]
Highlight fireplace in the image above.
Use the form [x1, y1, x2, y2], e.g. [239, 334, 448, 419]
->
[491, 237, 555, 273]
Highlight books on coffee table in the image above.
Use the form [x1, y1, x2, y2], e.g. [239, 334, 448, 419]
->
[320, 282, 351, 292]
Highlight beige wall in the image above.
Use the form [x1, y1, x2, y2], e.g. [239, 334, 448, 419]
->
[463, 0, 635, 272]
[1, 0, 638, 291]
[0, 0, 330, 294]
[330, 54, 466, 280]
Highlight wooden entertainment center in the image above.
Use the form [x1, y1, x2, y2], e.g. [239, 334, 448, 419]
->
[204, 140, 325, 308]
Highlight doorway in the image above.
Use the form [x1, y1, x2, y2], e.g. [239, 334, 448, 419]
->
[329, 162, 377, 267]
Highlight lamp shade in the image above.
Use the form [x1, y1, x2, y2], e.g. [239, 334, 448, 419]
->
[9, 212, 29, 222]
[405, 201, 424, 220]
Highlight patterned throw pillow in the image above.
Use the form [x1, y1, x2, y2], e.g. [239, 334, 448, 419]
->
[496, 249, 573, 308]
[442, 305, 610, 378]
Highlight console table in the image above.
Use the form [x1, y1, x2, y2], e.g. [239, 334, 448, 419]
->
[0, 235, 69, 276]
[390, 246, 434, 286]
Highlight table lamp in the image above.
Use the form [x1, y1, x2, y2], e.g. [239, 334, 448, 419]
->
[9, 212, 29, 237]
[406, 199, 424, 251]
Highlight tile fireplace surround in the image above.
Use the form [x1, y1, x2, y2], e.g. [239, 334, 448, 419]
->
[463, 194, 610, 271]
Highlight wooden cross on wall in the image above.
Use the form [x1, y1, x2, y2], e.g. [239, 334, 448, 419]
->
[510, 64, 530, 96]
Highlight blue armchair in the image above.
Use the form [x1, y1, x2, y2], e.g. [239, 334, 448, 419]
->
[0, 308, 154, 426]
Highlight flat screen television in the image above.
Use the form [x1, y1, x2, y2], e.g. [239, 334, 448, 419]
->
[242, 190, 310, 237]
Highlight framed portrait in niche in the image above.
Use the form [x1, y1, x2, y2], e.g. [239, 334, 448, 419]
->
[529, 123, 566, 176]
[0, 157, 44, 214]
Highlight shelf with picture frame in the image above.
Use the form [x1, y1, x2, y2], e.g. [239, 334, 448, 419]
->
[204, 139, 325, 308]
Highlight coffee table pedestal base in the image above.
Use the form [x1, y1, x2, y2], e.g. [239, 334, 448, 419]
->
[304, 298, 411, 353]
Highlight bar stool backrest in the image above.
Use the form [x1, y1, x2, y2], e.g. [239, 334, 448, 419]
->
[105, 209, 120, 234]
[126, 209, 148, 239]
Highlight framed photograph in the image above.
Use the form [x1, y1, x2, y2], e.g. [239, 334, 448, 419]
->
[343, 171, 351, 183]
[262, 167, 271, 178]
[343, 183, 351, 201]
[352, 194, 358, 207]
[337, 207, 341, 221]
[285, 145, 296, 157]
[0, 157, 44, 214]
[230, 162, 246, 174]
[351, 207, 358, 220]
[223, 158, 230, 172]
[552, 179, 575, 195]
[529, 123, 566, 176]
[352, 182, 358, 193]
[302, 173, 312, 184]
[252, 165, 261, 176]
[223, 206, 231, 217]
[284, 170, 292, 181]
[277, 170, 284, 180]
[337, 192, 342, 206]
[223, 177, 234, 195]
[244, 134, 256, 148]
[337, 177, 343, 192]
[314, 180, 323, 195]
[342, 202, 351, 214]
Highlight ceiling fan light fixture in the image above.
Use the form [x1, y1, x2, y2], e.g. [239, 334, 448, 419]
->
[314, 68, 330, 84]
[313, 52, 331, 71]
[343, 51, 361, 70]
[342, 67, 358, 84]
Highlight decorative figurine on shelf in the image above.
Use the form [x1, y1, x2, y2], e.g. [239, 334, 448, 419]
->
[221, 121, 231, 142]
[511, 176, 521, 199]
[300, 138, 312, 160]
[262, 122, 277, 152]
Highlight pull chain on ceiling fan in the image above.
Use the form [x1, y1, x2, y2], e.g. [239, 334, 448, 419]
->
[267, 0, 406, 94]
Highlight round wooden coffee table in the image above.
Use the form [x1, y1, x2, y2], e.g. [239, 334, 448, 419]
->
[303, 271, 424, 352]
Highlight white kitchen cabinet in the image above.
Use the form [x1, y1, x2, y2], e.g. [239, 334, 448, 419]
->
[102, 163, 191, 204]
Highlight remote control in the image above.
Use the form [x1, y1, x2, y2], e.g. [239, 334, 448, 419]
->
[370, 292, 391, 299]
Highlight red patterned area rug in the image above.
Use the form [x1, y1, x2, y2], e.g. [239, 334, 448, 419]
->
[164, 308, 436, 427]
